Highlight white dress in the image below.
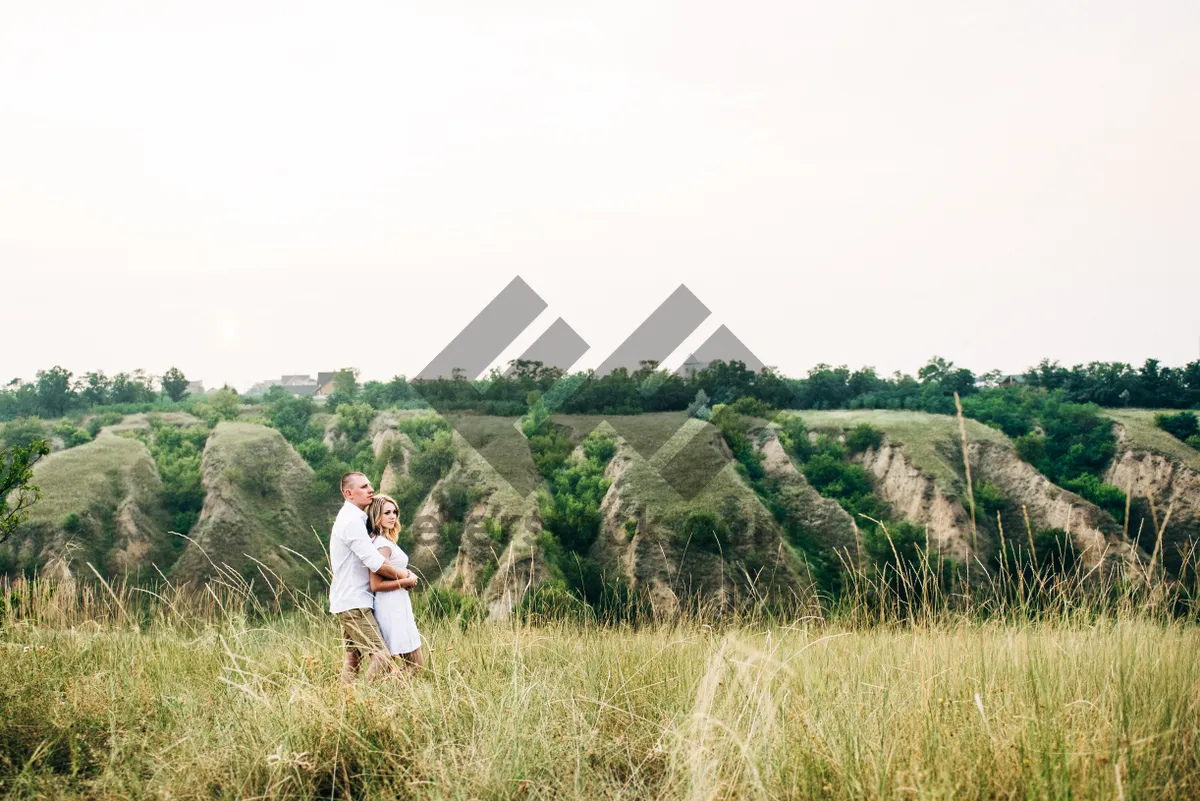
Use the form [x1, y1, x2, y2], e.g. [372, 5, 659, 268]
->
[370, 535, 422, 655]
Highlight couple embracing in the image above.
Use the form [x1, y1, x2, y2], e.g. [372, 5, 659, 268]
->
[329, 471, 424, 683]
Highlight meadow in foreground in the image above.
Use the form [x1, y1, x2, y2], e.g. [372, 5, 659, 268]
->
[2, 577, 1198, 801]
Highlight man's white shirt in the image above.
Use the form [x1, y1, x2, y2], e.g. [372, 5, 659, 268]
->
[328, 500, 385, 614]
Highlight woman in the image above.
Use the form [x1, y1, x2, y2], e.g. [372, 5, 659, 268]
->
[366, 494, 424, 670]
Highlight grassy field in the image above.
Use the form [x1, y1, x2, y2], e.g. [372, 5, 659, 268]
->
[1, 578, 1197, 801]
[1105, 409, 1200, 472]
[790, 410, 1012, 496]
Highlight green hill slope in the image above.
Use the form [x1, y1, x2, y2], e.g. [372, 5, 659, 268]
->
[172, 422, 330, 598]
[2, 432, 169, 579]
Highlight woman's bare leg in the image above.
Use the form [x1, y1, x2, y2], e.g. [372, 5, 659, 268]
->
[400, 647, 424, 671]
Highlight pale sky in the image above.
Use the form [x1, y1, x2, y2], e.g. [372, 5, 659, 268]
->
[2, 1, 1198, 391]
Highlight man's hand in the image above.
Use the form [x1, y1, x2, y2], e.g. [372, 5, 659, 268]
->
[399, 574, 418, 589]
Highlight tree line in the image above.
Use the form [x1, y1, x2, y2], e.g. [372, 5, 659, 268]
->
[3, 356, 1200, 426]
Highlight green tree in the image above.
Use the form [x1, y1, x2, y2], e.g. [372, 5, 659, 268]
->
[845, 423, 884, 453]
[35, 365, 75, 417]
[1, 438, 51, 543]
[335, 402, 375, 440]
[198, 388, 241, 425]
[1155, 411, 1199, 442]
[161, 367, 190, 402]
[2, 417, 48, 450]
[326, 368, 360, 409]
[111, 370, 155, 404]
[79, 371, 111, 406]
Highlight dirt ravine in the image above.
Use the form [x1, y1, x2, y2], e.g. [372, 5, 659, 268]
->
[855, 442, 978, 561]
[968, 441, 1136, 568]
[757, 434, 861, 563]
[1105, 425, 1200, 574]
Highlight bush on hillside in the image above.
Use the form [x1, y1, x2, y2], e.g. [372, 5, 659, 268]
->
[1061, 473, 1127, 523]
[1014, 433, 1046, 468]
[2, 417, 48, 449]
[726, 396, 774, 419]
[669, 507, 727, 555]
[845, 423, 884, 454]
[86, 411, 125, 438]
[973, 481, 1008, 521]
[862, 519, 925, 572]
[335, 402, 375, 441]
[1156, 411, 1200, 442]
[686, 389, 710, 419]
[777, 415, 814, 462]
[52, 420, 92, 449]
[265, 395, 318, 443]
[710, 404, 764, 481]
[195, 389, 240, 426]
[410, 430, 456, 486]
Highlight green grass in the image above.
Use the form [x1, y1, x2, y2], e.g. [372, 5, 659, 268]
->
[789, 410, 1011, 497]
[1, 578, 1198, 800]
[20, 433, 158, 528]
[1105, 409, 1200, 472]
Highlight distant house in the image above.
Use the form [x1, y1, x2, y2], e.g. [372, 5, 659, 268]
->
[998, 374, 1027, 388]
[675, 355, 710, 379]
[186, 380, 205, 396]
[280, 374, 318, 396]
[315, 371, 336, 398]
[245, 379, 280, 397]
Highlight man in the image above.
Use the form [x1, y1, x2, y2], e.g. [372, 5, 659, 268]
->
[329, 471, 411, 683]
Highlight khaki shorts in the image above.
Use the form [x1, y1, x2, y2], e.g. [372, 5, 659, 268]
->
[336, 608, 389, 660]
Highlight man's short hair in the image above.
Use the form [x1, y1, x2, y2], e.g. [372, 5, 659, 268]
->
[341, 472, 367, 492]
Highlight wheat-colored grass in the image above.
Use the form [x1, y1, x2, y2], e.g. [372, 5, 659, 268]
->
[1, 575, 1197, 801]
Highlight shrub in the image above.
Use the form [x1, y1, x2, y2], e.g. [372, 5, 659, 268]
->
[335, 402, 376, 441]
[777, 415, 814, 463]
[1188, 434, 1200, 451]
[673, 508, 727, 554]
[54, 424, 92, 449]
[1, 417, 48, 449]
[410, 430, 456, 486]
[527, 426, 574, 479]
[686, 390, 710, 419]
[1032, 527, 1078, 574]
[845, 423, 884, 454]
[974, 481, 1008, 520]
[710, 404, 764, 481]
[581, 433, 616, 464]
[726, 396, 773, 419]
[624, 519, 638, 542]
[435, 482, 471, 522]
[482, 517, 507, 545]
[1014, 433, 1046, 468]
[265, 395, 317, 443]
[863, 519, 925, 572]
[397, 413, 450, 445]
[1061, 473, 1127, 522]
[85, 411, 125, 438]
[1156, 411, 1200, 442]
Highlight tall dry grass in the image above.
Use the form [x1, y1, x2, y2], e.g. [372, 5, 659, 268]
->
[2, 570, 1198, 800]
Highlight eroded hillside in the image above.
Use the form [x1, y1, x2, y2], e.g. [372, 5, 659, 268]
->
[6, 404, 1180, 613]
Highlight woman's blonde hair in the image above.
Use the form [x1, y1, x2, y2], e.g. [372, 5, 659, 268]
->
[367, 494, 401, 543]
